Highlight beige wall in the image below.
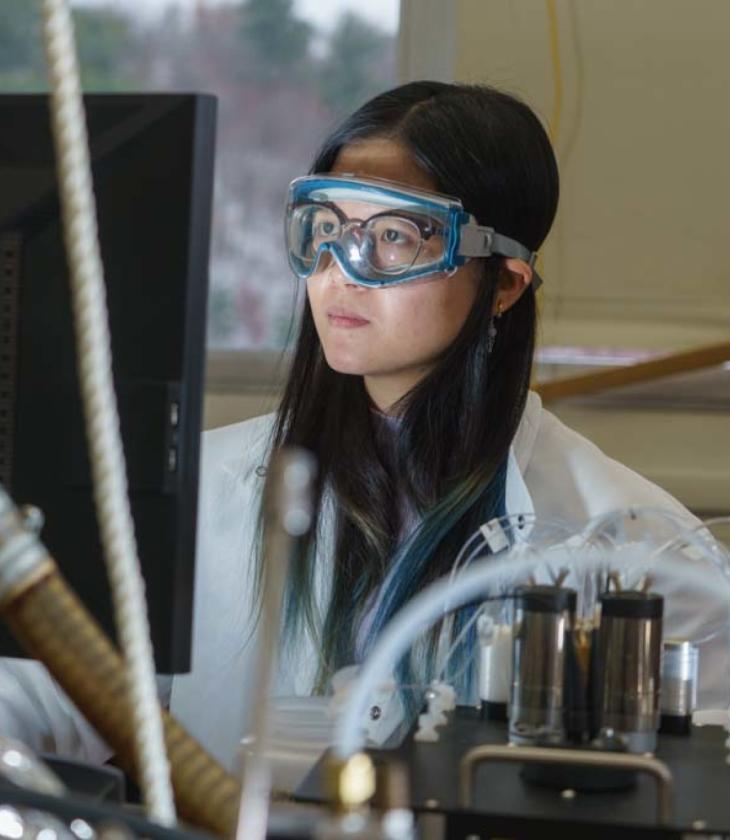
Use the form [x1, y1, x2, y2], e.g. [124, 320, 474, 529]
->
[204, 391, 277, 430]
[403, 0, 730, 349]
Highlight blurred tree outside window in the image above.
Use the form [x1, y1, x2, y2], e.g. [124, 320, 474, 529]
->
[0, 0, 399, 350]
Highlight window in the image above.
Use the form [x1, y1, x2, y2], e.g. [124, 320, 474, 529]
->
[2, 0, 400, 357]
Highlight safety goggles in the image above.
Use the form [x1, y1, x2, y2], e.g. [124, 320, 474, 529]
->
[285, 174, 542, 288]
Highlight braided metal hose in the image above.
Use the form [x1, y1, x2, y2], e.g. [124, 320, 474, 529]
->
[0, 489, 240, 835]
[3, 571, 241, 834]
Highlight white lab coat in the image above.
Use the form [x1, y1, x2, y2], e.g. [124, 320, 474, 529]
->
[0, 392, 726, 770]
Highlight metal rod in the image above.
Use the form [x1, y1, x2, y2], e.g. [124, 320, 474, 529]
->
[459, 743, 673, 824]
[536, 341, 730, 403]
[234, 448, 316, 840]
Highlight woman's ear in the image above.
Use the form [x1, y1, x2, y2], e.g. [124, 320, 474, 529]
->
[492, 258, 534, 315]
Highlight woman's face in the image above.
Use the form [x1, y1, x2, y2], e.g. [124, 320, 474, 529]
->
[306, 138, 480, 412]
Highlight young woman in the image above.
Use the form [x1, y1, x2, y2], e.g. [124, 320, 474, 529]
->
[0, 81, 721, 770]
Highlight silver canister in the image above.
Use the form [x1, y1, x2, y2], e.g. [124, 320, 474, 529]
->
[660, 639, 698, 735]
[597, 591, 663, 754]
[509, 585, 577, 746]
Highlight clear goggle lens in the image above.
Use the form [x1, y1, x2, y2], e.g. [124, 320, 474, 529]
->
[288, 202, 446, 276]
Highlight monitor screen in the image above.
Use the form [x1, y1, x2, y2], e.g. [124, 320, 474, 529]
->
[0, 93, 216, 672]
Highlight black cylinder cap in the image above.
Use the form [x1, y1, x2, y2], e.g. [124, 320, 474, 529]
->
[659, 713, 692, 736]
[515, 585, 577, 614]
[600, 591, 664, 619]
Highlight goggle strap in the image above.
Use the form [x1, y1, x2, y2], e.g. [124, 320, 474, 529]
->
[458, 223, 542, 290]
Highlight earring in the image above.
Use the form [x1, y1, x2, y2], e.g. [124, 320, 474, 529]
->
[487, 301, 503, 354]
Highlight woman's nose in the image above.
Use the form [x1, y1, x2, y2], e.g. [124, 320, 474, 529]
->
[320, 253, 361, 289]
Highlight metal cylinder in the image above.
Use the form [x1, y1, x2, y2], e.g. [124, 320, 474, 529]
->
[660, 639, 698, 735]
[597, 591, 663, 754]
[509, 585, 577, 746]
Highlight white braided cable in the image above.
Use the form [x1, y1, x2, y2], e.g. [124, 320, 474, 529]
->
[39, 0, 176, 824]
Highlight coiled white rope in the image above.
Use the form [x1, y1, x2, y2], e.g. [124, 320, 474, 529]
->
[39, 0, 176, 824]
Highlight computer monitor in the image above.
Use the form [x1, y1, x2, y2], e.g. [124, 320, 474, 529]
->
[0, 93, 216, 672]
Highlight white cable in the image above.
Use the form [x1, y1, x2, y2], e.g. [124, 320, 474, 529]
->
[39, 0, 175, 824]
[442, 531, 485, 615]
[577, 506, 692, 548]
[332, 528, 730, 759]
[442, 513, 577, 615]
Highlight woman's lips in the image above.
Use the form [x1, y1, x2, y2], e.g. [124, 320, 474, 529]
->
[326, 306, 370, 328]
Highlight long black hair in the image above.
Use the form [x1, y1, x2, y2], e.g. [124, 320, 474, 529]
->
[265, 81, 559, 704]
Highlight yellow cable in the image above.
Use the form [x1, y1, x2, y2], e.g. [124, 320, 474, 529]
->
[546, 0, 563, 145]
